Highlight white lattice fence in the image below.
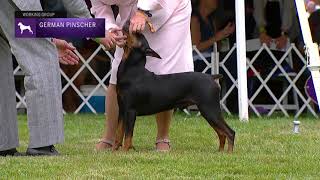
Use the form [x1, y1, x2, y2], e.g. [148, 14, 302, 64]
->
[14, 42, 318, 117]
[217, 40, 318, 118]
[14, 44, 113, 114]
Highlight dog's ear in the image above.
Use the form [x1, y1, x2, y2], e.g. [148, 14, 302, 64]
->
[146, 48, 161, 59]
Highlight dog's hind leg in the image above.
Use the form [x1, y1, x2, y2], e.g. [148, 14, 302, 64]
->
[218, 115, 235, 153]
[198, 105, 235, 153]
[213, 128, 226, 152]
[123, 110, 136, 151]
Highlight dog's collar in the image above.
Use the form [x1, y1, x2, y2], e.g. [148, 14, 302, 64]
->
[137, 8, 152, 17]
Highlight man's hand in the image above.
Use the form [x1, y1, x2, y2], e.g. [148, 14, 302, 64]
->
[53, 38, 79, 65]
[98, 28, 127, 49]
[259, 32, 272, 46]
[224, 22, 235, 36]
[214, 22, 235, 42]
[275, 35, 287, 49]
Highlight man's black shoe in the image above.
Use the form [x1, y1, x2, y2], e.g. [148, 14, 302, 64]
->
[0, 148, 23, 157]
[26, 145, 59, 156]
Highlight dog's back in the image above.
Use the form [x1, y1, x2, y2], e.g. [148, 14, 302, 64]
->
[118, 66, 221, 116]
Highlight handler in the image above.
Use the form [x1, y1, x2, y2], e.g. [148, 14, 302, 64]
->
[93, 0, 194, 151]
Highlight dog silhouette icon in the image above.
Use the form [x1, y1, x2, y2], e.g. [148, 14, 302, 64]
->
[17, 22, 33, 34]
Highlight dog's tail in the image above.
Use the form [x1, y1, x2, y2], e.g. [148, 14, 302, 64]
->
[211, 74, 223, 88]
[211, 74, 223, 80]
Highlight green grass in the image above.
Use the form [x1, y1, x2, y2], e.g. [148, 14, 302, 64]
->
[1, 113, 320, 179]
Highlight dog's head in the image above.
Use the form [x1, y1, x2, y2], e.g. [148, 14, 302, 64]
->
[18, 22, 22, 26]
[121, 20, 161, 62]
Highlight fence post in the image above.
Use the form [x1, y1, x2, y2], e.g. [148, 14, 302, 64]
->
[235, 0, 249, 121]
[295, 0, 320, 111]
[211, 42, 219, 75]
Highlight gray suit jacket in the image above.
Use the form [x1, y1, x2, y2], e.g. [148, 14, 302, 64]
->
[12, 0, 92, 18]
[1, 0, 91, 149]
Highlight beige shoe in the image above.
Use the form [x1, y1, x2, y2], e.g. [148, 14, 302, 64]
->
[155, 139, 171, 152]
[95, 139, 113, 151]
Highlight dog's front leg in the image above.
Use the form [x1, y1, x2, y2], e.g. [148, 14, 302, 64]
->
[123, 110, 136, 151]
[113, 119, 124, 151]
[113, 96, 125, 151]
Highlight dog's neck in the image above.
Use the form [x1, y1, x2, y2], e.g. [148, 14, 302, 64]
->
[118, 49, 150, 80]
[123, 48, 147, 67]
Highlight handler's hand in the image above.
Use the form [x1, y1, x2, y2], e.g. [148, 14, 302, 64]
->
[99, 28, 127, 49]
[130, 11, 147, 33]
[114, 30, 127, 48]
[53, 38, 79, 65]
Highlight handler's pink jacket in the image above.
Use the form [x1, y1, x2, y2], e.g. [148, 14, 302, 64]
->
[91, 0, 194, 84]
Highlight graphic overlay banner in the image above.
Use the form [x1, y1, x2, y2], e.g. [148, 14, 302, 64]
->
[15, 11, 105, 38]
[15, 11, 67, 18]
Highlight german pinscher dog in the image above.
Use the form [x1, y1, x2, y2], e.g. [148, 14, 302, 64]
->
[114, 24, 235, 153]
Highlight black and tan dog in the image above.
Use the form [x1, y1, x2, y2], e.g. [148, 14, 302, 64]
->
[114, 24, 235, 153]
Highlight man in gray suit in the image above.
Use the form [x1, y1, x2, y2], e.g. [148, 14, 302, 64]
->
[0, 0, 93, 156]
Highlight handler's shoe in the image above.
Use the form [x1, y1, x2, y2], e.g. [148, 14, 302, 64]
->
[0, 148, 23, 157]
[26, 145, 59, 156]
[155, 139, 171, 152]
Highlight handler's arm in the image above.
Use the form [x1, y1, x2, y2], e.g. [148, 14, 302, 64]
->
[90, 0, 118, 30]
[61, 0, 92, 18]
[137, 0, 163, 11]
[136, 0, 178, 31]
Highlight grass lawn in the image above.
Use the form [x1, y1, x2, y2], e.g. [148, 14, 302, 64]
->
[1, 112, 320, 179]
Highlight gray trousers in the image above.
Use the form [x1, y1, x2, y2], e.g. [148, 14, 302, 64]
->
[0, 1, 64, 150]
